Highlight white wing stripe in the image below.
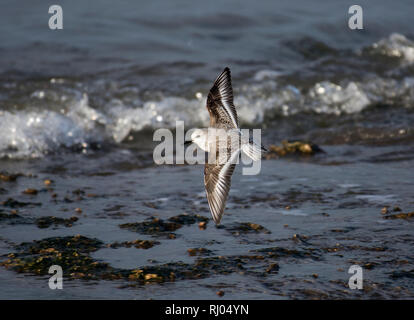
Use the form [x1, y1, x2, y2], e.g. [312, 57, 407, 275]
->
[219, 86, 238, 128]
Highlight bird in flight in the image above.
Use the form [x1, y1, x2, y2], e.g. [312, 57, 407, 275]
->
[185, 67, 266, 224]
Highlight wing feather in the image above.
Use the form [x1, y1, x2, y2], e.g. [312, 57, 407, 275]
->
[206, 67, 239, 129]
[204, 150, 239, 224]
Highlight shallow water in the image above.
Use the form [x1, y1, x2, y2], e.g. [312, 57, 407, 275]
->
[1, 0, 414, 299]
[1, 146, 413, 299]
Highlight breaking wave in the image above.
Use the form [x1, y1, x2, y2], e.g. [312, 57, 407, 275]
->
[1, 33, 413, 159]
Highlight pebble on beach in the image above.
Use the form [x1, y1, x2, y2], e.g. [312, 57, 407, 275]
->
[216, 290, 225, 297]
[23, 188, 38, 195]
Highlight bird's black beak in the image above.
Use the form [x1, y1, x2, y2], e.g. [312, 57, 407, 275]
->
[184, 140, 193, 146]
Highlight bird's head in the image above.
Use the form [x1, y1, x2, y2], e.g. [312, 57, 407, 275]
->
[184, 128, 208, 150]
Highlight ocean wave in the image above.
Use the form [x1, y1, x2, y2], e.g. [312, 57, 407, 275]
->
[0, 95, 103, 158]
[1, 76, 411, 158]
[1, 34, 413, 158]
[365, 33, 414, 63]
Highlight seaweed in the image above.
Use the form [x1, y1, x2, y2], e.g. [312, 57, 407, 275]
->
[119, 214, 209, 238]
[0, 235, 112, 280]
[383, 211, 414, 220]
[265, 140, 325, 159]
[0, 211, 32, 225]
[1, 198, 41, 208]
[107, 239, 160, 249]
[0, 172, 24, 182]
[187, 247, 212, 256]
[35, 216, 79, 229]
[1, 235, 321, 285]
[120, 218, 181, 238]
[222, 222, 271, 235]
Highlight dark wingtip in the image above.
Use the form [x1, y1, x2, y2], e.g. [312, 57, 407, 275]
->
[223, 67, 231, 78]
[211, 212, 222, 225]
[212, 67, 231, 88]
[219, 67, 231, 79]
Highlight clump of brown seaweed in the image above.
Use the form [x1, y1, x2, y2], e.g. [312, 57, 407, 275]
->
[187, 247, 212, 256]
[381, 206, 414, 220]
[221, 222, 271, 235]
[119, 214, 208, 238]
[107, 239, 160, 249]
[265, 140, 324, 159]
[1, 198, 41, 208]
[1, 235, 320, 285]
[0, 235, 112, 280]
[35, 216, 79, 229]
[383, 211, 414, 220]
[0, 172, 24, 182]
[0, 211, 32, 225]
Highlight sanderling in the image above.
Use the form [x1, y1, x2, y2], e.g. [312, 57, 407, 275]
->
[186, 67, 266, 224]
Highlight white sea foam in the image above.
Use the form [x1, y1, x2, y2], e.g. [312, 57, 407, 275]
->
[0, 94, 105, 158]
[0, 71, 411, 159]
[309, 81, 370, 115]
[356, 195, 397, 204]
[1, 34, 413, 159]
[253, 70, 283, 81]
[370, 33, 414, 63]
[338, 184, 360, 189]
[0, 74, 410, 159]
[279, 209, 308, 216]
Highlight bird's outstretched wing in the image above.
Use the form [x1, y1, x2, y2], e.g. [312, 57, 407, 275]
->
[206, 67, 239, 129]
[204, 150, 239, 224]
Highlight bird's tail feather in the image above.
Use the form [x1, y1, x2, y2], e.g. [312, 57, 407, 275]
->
[242, 142, 264, 161]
